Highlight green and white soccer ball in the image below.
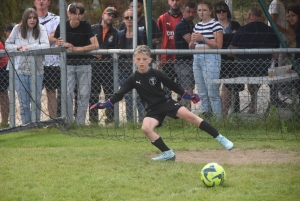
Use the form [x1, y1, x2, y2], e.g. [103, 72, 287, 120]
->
[200, 163, 226, 187]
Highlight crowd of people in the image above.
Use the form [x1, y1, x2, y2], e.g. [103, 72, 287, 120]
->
[0, 0, 299, 127]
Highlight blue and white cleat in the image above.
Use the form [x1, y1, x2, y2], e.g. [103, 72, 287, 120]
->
[152, 149, 176, 161]
[216, 134, 234, 150]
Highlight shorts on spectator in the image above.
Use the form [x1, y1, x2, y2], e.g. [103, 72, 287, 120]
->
[174, 61, 195, 90]
[43, 66, 61, 90]
[0, 67, 9, 92]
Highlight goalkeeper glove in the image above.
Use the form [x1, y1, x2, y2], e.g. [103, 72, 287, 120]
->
[182, 91, 200, 104]
[90, 99, 113, 110]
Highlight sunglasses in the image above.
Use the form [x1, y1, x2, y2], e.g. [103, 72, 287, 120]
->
[124, 16, 133, 20]
[216, 9, 227, 13]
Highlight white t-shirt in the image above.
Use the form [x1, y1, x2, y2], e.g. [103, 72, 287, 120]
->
[39, 12, 60, 67]
[5, 24, 50, 75]
[268, 0, 287, 40]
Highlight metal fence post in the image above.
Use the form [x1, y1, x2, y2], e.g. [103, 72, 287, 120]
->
[113, 53, 119, 125]
[9, 56, 15, 127]
[59, 0, 67, 121]
[30, 53, 37, 123]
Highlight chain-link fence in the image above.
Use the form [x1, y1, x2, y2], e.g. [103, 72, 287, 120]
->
[1, 49, 300, 143]
[0, 49, 299, 135]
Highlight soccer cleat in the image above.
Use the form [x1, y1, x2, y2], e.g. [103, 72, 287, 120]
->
[152, 149, 176, 161]
[216, 134, 234, 150]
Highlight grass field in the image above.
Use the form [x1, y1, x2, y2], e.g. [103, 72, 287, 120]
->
[1, 128, 300, 201]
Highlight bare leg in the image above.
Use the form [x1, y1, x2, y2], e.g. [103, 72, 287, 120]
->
[143, 117, 175, 160]
[221, 84, 231, 117]
[176, 106, 203, 126]
[177, 106, 233, 149]
[141, 117, 160, 141]
[46, 89, 57, 118]
[0, 91, 9, 125]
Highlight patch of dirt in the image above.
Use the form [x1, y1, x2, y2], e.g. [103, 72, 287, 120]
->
[173, 149, 300, 164]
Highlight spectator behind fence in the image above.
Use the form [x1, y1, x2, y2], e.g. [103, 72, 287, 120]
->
[90, 45, 233, 161]
[34, 0, 60, 119]
[5, 8, 50, 125]
[174, 1, 196, 111]
[268, 0, 292, 107]
[53, 2, 99, 125]
[228, 7, 280, 114]
[89, 7, 119, 124]
[189, 0, 223, 120]
[214, 1, 242, 117]
[118, 9, 146, 123]
[119, 0, 161, 49]
[287, 5, 300, 99]
[0, 23, 14, 127]
[268, 0, 288, 67]
[157, 0, 183, 96]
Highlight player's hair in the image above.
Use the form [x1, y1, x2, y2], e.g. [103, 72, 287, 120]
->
[183, 2, 196, 10]
[68, 2, 85, 14]
[20, 8, 40, 40]
[133, 45, 151, 57]
[214, 1, 232, 20]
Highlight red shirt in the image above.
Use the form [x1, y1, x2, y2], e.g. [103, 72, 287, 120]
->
[157, 12, 183, 63]
[0, 42, 8, 68]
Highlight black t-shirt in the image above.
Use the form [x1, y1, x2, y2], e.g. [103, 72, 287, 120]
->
[230, 21, 280, 61]
[109, 68, 185, 110]
[54, 20, 95, 65]
[221, 21, 241, 61]
[174, 18, 194, 61]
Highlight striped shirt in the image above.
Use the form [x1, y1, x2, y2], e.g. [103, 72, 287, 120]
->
[193, 19, 223, 47]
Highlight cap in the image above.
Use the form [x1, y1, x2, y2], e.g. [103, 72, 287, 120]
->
[103, 7, 118, 17]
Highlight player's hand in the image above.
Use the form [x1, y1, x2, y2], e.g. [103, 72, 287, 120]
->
[90, 102, 105, 110]
[90, 100, 113, 110]
[190, 94, 200, 104]
[182, 91, 200, 104]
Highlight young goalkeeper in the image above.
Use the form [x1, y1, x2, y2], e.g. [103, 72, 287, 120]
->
[90, 45, 233, 161]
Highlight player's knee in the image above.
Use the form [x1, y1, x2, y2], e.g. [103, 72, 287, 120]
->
[141, 125, 151, 134]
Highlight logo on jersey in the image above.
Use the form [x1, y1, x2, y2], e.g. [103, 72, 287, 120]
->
[108, 35, 113, 42]
[175, 103, 180, 105]
[149, 77, 157, 86]
[166, 22, 171, 26]
[136, 80, 141, 84]
[139, 26, 145, 30]
[166, 31, 174, 40]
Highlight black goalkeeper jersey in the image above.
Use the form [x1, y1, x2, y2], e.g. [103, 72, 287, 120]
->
[109, 68, 185, 111]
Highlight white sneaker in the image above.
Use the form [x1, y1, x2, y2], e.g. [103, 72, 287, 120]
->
[152, 149, 176, 161]
[216, 134, 234, 150]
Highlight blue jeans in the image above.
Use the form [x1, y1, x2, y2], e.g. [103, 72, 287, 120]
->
[15, 73, 43, 125]
[119, 70, 144, 122]
[193, 54, 222, 118]
[66, 65, 91, 125]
